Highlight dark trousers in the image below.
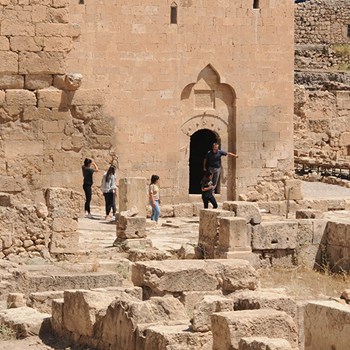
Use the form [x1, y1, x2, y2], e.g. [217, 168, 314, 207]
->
[202, 194, 218, 209]
[104, 192, 116, 216]
[83, 184, 92, 214]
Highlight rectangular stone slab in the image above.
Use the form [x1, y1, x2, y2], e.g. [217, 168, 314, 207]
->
[132, 259, 258, 295]
[211, 309, 298, 350]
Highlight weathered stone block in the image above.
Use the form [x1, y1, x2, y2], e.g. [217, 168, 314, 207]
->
[304, 301, 350, 350]
[211, 309, 298, 350]
[7, 293, 26, 309]
[49, 232, 79, 254]
[192, 295, 233, 332]
[37, 87, 66, 108]
[45, 187, 81, 219]
[0, 36, 9, 50]
[5, 89, 36, 106]
[28, 291, 64, 313]
[179, 290, 223, 318]
[252, 221, 298, 250]
[117, 215, 147, 239]
[24, 75, 53, 90]
[0, 74, 24, 89]
[132, 259, 258, 296]
[144, 324, 213, 350]
[229, 290, 297, 321]
[326, 221, 350, 247]
[173, 203, 194, 217]
[0, 307, 50, 338]
[218, 217, 251, 253]
[239, 337, 292, 350]
[19, 52, 66, 74]
[100, 296, 188, 350]
[52, 218, 78, 232]
[43, 37, 72, 52]
[198, 209, 234, 258]
[119, 177, 147, 217]
[10, 36, 42, 52]
[51, 298, 64, 336]
[223, 201, 261, 224]
[284, 179, 302, 200]
[1, 20, 35, 36]
[63, 289, 133, 337]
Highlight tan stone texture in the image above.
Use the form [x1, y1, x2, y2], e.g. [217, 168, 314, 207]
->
[211, 309, 298, 350]
[66, 0, 295, 202]
[239, 337, 292, 350]
[304, 301, 350, 350]
[132, 259, 258, 296]
[144, 324, 213, 350]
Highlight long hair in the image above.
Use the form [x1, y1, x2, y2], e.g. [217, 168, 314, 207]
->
[106, 165, 115, 181]
[150, 175, 159, 184]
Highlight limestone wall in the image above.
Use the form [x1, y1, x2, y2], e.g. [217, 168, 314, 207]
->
[0, 0, 116, 207]
[295, 0, 350, 70]
[295, 0, 350, 45]
[67, 0, 295, 202]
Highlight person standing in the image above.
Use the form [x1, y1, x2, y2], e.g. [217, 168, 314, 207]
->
[200, 171, 218, 209]
[101, 165, 117, 220]
[203, 143, 238, 191]
[82, 158, 99, 218]
[149, 175, 160, 223]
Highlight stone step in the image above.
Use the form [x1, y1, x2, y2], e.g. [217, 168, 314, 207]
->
[143, 324, 212, 350]
[0, 306, 50, 338]
[211, 309, 298, 350]
[17, 271, 124, 296]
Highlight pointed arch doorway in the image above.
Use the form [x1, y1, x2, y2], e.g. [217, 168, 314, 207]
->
[189, 129, 218, 194]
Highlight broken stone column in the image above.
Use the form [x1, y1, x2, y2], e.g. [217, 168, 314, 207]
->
[197, 209, 234, 259]
[216, 217, 254, 261]
[119, 177, 148, 217]
[45, 187, 81, 254]
[115, 178, 150, 249]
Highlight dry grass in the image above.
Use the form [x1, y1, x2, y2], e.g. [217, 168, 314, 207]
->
[0, 324, 16, 341]
[259, 266, 350, 300]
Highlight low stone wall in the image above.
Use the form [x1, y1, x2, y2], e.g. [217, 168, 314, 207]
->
[0, 187, 82, 260]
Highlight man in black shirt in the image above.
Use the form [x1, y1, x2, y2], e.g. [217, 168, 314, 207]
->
[203, 143, 238, 191]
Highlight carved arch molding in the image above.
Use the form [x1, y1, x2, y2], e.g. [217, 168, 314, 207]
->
[180, 64, 234, 137]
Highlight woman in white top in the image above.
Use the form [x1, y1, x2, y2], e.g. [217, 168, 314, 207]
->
[101, 165, 117, 220]
[149, 174, 160, 222]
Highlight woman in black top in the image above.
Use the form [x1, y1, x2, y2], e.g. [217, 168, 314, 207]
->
[82, 158, 99, 218]
[200, 171, 218, 209]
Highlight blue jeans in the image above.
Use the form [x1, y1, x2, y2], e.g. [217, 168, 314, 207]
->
[150, 200, 160, 222]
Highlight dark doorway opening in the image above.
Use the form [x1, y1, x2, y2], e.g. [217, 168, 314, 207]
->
[189, 129, 218, 194]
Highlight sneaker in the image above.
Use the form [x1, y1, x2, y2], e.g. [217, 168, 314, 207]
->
[87, 213, 93, 219]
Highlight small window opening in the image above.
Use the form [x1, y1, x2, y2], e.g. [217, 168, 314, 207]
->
[347, 25, 350, 38]
[171, 3, 177, 24]
[79, 0, 85, 4]
[253, 0, 260, 9]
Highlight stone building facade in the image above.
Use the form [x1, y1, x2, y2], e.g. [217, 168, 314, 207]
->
[0, 0, 295, 207]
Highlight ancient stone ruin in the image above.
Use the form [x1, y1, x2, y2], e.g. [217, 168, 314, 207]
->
[0, 0, 350, 349]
